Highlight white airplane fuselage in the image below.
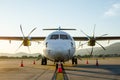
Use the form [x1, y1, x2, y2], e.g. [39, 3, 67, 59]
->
[42, 30, 76, 62]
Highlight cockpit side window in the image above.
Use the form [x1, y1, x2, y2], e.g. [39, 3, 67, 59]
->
[67, 35, 72, 40]
[50, 34, 59, 39]
[60, 34, 68, 39]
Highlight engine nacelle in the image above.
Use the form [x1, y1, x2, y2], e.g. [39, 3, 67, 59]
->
[23, 38, 31, 46]
[88, 39, 95, 46]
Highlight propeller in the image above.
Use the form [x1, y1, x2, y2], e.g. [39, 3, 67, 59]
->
[81, 24, 107, 55]
[77, 41, 87, 49]
[16, 25, 37, 53]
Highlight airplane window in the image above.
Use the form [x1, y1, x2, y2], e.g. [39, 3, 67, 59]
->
[68, 35, 72, 40]
[50, 35, 59, 39]
[60, 34, 68, 39]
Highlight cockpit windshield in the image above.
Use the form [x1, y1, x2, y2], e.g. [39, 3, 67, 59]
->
[60, 34, 68, 39]
[49, 34, 72, 40]
[50, 34, 59, 39]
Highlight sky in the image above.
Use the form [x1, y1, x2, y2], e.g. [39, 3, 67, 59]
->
[0, 0, 120, 53]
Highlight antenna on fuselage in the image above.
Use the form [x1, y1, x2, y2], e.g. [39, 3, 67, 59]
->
[58, 26, 61, 31]
[43, 27, 76, 31]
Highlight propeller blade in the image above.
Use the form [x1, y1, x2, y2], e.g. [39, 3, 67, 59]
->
[36, 55, 42, 61]
[20, 25, 25, 38]
[77, 41, 81, 49]
[76, 55, 82, 60]
[90, 46, 94, 56]
[78, 42, 87, 49]
[81, 30, 90, 39]
[86, 49, 92, 57]
[96, 41, 106, 50]
[27, 27, 37, 37]
[100, 34, 108, 37]
[86, 49, 91, 54]
[15, 42, 23, 52]
[96, 34, 108, 39]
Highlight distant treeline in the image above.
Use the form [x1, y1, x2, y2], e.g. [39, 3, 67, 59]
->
[0, 55, 42, 59]
[77, 54, 120, 58]
[0, 54, 120, 59]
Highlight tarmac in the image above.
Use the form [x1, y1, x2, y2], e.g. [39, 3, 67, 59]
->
[0, 57, 119, 80]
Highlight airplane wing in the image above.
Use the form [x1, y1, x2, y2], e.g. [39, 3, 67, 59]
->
[73, 36, 120, 41]
[0, 36, 45, 41]
[0, 36, 120, 41]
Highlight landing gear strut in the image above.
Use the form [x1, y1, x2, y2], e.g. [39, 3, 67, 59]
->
[41, 57, 47, 65]
[72, 56, 77, 64]
[55, 62, 64, 70]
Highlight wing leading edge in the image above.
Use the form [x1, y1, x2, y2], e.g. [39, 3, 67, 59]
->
[73, 36, 120, 41]
[0, 36, 45, 41]
[0, 36, 120, 41]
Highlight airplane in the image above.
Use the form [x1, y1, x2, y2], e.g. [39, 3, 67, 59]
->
[0, 26, 120, 65]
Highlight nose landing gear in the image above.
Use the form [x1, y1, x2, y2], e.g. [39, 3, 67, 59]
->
[72, 56, 77, 65]
[41, 57, 47, 65]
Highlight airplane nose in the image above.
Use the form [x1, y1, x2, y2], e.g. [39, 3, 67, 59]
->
[54, 47, 70, 59]
[56, 47, 63, 54]
[46, 47, 68, 59]
[44, 41, 75, 61]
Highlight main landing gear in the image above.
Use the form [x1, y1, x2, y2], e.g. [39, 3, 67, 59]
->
[41, 57, 47, 65]
[72, 56, 78, 65]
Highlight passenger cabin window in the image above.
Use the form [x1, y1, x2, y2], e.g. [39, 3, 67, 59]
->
[50, 35, 59, 39]
[60, 34, 68, 39]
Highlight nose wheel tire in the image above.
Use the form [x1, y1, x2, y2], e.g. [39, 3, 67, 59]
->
[72, 57, 77, 65]
[41, 57, 47, 65]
